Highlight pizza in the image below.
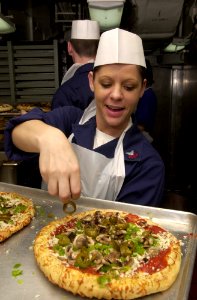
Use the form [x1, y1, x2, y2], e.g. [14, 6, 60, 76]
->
[40, 102, 51, 112]
[16, 102, 51, 113]
[0, 192, 35, 242]
[34, 209, 182, 299]
[16, 103, 37, 112]
[0, 104, 13, 113]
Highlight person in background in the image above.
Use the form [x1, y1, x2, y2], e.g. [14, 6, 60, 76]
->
[4, 28, 165, 207]
[51, 19, 100, 110]
[134, 59, 157, 143]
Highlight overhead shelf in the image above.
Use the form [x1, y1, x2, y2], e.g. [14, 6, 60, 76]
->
[0, 40, 59, 105]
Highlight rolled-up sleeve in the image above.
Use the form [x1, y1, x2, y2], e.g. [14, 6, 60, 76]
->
[4, 106, 83, 161]
[4, 108, 45, 161]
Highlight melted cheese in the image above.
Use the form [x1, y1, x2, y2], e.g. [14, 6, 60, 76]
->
[0, 194, 27, 229]
[48, 213, 179, 278]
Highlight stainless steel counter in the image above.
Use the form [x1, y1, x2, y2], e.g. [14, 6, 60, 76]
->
[0, 182, 196, 300]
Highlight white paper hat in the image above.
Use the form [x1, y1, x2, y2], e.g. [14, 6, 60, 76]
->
[94, 28, 146, 68]
[71, 20, 100, 40]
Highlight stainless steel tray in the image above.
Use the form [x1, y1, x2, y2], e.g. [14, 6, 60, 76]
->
[0, 182, 196, 300]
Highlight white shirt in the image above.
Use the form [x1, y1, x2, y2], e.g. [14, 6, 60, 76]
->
[93, 119, 133, 149]
[93, 129, 115, 149]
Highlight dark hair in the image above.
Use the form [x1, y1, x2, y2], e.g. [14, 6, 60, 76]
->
[70, 39, 99, 57]
[93, 65, 146, 83]
[145, 59, 154, 86]
[138, 66, 146, 82]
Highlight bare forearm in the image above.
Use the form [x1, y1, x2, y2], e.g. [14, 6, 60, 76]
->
[12, 120, 61, 153]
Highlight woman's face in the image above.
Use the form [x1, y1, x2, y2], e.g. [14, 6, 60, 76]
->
[88, 64, 146, 137]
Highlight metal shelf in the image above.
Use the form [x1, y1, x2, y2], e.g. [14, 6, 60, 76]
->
[0, 40, 59, 105]
[54, 1, 83, 24]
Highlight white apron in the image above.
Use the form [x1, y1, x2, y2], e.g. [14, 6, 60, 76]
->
[61, 60, 94, 85]
[69, 101, 131, 201]
[61, 63, 82, 85]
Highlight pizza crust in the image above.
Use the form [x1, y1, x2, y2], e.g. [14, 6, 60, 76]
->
[34, 209, 182, 299]
[16, 103, 37, 112]
[0, 104, 13, 113]
[0, 192, 35, 242]
[16, 102, 51, 112]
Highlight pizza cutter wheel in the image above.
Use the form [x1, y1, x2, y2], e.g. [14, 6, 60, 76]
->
[63, 201, 76, 214]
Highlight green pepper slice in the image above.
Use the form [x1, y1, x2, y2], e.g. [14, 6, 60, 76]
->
[56, 234, 71, 246]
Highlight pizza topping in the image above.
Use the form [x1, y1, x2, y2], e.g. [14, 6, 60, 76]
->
[12, 263, 23, 278]
[0, 195, 28, 227]
[48, 210, 176, 287]
[138, 248, 171, 274]
[0, 192, 35, 243]
[33, 209, 182, 300]
[146, 225, 166, 234]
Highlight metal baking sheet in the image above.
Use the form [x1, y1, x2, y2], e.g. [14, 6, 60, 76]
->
[0, 182, 196, 300]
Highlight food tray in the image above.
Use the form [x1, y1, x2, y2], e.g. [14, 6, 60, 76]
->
[0, 182, 196, 300]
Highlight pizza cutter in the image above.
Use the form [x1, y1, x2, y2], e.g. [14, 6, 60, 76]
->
[63, 200, 76, 214]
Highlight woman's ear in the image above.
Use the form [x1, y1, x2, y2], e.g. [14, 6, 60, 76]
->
[88, 71, 94, 92]
[140, 79, 147, 98]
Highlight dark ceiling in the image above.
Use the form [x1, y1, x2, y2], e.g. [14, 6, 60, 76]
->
[0, 0, 196, 58]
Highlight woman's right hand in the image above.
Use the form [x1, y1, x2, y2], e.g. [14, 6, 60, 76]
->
[39, 128, 81, 203]
[12, 120, 81, 203]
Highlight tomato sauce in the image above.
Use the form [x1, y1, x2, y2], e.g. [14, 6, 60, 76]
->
[125, 213, 142, 223]
[138, 248, 170, 274]
[53, 219, 76, 235]
[69, 265, 99, 275]
[147, 225, 167, 234]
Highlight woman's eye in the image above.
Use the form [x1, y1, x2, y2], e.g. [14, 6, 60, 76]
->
[101, 83, 111, 88]
[124, 85, 133, 91]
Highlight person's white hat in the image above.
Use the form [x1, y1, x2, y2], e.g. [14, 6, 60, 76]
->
[94, 28, 146, 68]
[71, 20, 100, 40]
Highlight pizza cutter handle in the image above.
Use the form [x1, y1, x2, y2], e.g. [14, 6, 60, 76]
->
[63, 201, 76, 214]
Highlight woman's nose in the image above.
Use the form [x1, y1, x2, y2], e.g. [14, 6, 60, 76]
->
[110, 85, 122, 100]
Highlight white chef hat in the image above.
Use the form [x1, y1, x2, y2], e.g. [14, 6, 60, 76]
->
[94, 28, 146, 68]
[71, 20, 100, 40]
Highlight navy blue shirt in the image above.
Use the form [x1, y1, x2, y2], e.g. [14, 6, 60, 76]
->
[4, 107, 165, 207]
[135, 87, 157, 132]
[52, 63, 94, 110]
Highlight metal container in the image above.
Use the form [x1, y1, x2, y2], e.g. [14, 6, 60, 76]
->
[0, 182, 196, 300]
[0, 152, 18, 184]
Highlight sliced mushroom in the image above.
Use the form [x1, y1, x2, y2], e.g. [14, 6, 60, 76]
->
[66, 245, 79, 265]
[90, 250, 104, 264]
[86, 235, 95, 246]
[136, 219, 147, 227]
[115, 229, 127, 236]
[73, 234, 89, 249]
[81, 214, 92, 223]
[96, 234, 111, 244]
[144, 237, 155, 247]
[105, 251, 120, 263]
[94, 210, 103, 224]
[122, 257, 134, 267]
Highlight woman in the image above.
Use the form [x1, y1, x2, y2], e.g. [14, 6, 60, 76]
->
[4, 28, 165, 206]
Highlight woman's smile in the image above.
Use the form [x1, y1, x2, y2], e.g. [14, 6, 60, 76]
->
[105, 104, 125, 118]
